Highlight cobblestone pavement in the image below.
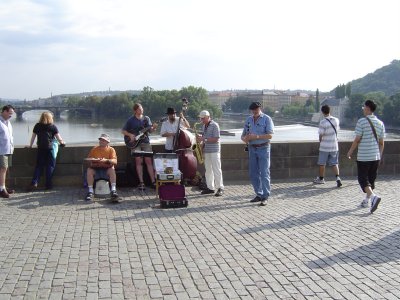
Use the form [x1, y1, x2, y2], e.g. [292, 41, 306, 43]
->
[0, 176, 399, 300]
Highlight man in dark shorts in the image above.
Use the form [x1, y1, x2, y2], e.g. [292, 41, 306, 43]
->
[347, 100, 385, 214]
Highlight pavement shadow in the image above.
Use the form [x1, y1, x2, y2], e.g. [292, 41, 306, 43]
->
[237, 207, 359, 234]
[307, 228, 400, 268]
[3, 189, 84, 209]
[76, 188, 158, 211]
[113, 201, 255, 222]
[271, 182, 356, 199]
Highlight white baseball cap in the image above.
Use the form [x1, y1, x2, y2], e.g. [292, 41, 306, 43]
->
[198, 110, 210, 118]
[98, 133, 110, 143]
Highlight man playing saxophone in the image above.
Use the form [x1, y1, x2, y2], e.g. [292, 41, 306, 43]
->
[196, 110, 224, 197]
[160, 107, 190, 153]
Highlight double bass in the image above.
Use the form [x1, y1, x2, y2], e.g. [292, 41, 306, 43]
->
[173, 98, 198, 181]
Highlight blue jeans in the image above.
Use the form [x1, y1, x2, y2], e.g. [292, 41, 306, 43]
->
[32, 148, 56, 188]
[248, 145, 271, 199]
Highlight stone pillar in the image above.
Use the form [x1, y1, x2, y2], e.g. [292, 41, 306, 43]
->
[54, 108, 61, 120]
[15, 107, 24, 120]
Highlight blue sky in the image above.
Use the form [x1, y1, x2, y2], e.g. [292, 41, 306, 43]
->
[1, 0, 399, 100]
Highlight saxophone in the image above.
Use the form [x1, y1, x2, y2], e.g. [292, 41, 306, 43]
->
[192, 122, 204, 164]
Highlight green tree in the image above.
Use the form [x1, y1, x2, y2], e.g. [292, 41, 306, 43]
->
[99, 93, 134, 118]
[62, 86, 223, 121]
[345, 82, 352, 97]
[224, 96, 254, 113]
[334, 84, 346, 99]
[315, 89, 320, 112]
[281, 102, 309, 117]
[383, 92, 400, 126]
[345, 94, 365, 121]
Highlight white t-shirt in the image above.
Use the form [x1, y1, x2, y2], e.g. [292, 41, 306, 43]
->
[318, 116, 339, 152]
[0, 116, 14, 155]
[160, 117, 184, 150]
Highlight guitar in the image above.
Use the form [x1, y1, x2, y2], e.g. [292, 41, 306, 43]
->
[124, 117, 167, 149]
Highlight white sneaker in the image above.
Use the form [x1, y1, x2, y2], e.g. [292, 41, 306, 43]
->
[313, 177, 325, 184]
[370, 195, 381, 214]
[360, 198, 369, 208]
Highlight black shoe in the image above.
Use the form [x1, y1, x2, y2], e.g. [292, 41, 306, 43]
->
[151, 182, 157, 189]
[336, 179, 342, 188]
[201, 188, 215, 195]
[6, 188, 15, 194]
[215, 188, 224, 197]
[110, 191, 120, 203]
[0, 189, 10, 198]
[250, 196, 261, 203]
[85, 192, 93, 201]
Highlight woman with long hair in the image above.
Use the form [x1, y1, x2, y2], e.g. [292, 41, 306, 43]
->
[27, 112, 65, 190]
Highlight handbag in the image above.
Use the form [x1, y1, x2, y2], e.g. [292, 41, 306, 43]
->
[50, 139, 59, 159]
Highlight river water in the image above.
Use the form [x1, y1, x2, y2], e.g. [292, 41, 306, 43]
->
[10, 110, 398, 146]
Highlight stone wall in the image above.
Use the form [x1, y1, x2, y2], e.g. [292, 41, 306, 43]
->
[8, 140, 400, 188]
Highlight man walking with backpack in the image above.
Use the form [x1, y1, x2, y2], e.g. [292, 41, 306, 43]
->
[313, 104, 342, 187]
[347, 100, 385, 214]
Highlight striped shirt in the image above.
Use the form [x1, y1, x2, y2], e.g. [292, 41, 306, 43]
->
[355, 115, 385, 161]
[318, 116, 339, 152]
[202, 120, 220, 153]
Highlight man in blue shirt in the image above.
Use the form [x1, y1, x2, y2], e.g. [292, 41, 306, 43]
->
[122, 103, 157, 190]
[241, 102, 274, 206]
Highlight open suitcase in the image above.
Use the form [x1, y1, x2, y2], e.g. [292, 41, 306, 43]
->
[154, 153, 182, 180]
[159, 184, 188, 208]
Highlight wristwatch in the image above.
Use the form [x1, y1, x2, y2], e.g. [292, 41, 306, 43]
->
[205, 138, 208, 142]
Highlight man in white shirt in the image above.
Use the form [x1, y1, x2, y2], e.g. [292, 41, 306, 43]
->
[160, 107, 190, 152]
[0, 105, 15, 198]
[313, 105, 342, 187]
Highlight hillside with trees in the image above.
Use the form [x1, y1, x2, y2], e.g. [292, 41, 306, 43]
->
[350, 60, 400, 96]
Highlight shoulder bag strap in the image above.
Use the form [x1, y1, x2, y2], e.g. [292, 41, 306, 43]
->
[325, 118, 337, 137]
[365, 117, 379, 144]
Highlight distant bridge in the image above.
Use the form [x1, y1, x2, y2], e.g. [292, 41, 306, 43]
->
[14, 106, 96, 120]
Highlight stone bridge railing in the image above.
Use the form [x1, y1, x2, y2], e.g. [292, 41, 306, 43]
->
[7, 141, 400, 188]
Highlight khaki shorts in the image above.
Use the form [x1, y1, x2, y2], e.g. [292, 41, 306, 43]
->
[131, 143, 153, 155]
[0, 155, 12, 168]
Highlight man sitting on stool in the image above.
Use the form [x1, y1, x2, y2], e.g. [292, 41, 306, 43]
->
[85, 133, 119, 202]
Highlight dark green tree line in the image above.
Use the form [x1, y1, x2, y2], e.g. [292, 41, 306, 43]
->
[333, 83, 351, 99]
[63, 86, 221, 120]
